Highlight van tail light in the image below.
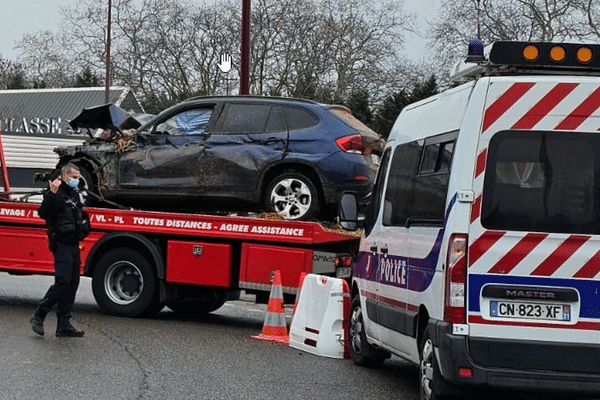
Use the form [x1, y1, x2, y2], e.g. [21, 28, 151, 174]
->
[444, 233, 468, 324]
[336, 133, 369, 155]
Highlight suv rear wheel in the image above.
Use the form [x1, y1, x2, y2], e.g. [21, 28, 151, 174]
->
[264, 172, 320, 220]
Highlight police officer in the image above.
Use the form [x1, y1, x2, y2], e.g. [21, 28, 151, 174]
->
[30, 163, 90, 337]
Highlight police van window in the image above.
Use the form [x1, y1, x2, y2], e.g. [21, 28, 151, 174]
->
[420, 143, 439, 174]
[482, 130, 597, 233]
[439, 142, 454, 172]
[410, 134, 457, 224]
[383, 133, 456, 227]
[383, 141, 422, 226]
[364, 148, 391, 235]
[413, 138, 456, 224]
[420, 135, 456, 175]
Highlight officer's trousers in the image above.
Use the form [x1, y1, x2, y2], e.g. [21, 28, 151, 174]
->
[38, 242, 81, 318]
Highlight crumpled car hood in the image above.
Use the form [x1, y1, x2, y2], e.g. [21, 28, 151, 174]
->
[69, 103, 154, 142]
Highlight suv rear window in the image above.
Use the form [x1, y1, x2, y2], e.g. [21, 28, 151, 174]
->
[327, 106, 378, 137]
[482, 130, 597, 233]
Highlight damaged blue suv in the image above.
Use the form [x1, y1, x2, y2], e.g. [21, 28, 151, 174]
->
[56, 96, 384, 220]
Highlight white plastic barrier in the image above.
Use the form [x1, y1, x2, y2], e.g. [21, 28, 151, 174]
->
[289, 274, 350, 359]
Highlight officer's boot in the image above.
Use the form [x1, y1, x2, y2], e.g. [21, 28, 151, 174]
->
[29, 308, 47, 336]
[55, 317, 85, 338]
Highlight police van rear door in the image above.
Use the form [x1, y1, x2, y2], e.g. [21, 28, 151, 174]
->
[468, 75, 600, 373]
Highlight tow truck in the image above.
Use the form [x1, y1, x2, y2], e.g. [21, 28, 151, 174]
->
[0, 130, 359, 317]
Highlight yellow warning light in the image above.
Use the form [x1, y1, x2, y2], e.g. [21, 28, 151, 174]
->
[487, 41, 600, 71]
[549, 45, 567, 63]
[576, 46, 593, 64]
[522, 44, 540, 62]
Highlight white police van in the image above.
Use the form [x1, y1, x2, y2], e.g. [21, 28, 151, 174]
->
[339, 41, 600, 399]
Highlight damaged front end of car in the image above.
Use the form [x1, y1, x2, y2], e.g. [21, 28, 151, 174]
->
[54, 103, 152, 202]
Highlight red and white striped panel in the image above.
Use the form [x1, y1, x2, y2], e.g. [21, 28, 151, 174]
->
[469, 79, 600, 278]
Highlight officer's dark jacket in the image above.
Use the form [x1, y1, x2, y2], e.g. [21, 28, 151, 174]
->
[38, 183, 90, 245]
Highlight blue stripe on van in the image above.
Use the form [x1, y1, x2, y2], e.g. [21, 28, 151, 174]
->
[353, 194, 458, 293]
[469, 273, 600, 319]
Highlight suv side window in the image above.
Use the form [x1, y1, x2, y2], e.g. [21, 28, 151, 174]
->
[282, 106, 318, 130]
[155, 107, 214, 135]
[219, 104, 271, 133]
[265, 106, 319, 133]
[383, 131, 457, 227]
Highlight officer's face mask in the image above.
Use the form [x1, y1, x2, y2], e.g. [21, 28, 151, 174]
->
[66, 177, 80, 189]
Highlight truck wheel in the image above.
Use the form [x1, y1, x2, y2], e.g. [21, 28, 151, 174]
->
[348, 295, 389, 367]
[168, 291, 227, 317]
[264, 172, 321, 220]
[420, 326, 456, 400]
[92, 248, 161, 317]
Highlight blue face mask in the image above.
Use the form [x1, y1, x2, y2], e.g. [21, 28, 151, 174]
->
[66, 177, 80, 189]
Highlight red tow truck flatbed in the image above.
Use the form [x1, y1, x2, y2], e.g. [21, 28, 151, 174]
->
[0, 200, 359, 317]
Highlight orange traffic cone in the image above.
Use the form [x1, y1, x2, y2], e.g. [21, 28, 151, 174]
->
[252, 270, 289, 344]
[292, 272, 307, 316]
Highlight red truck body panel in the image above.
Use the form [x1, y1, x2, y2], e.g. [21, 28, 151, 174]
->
[166, 240, 233, 287]
[0, 201, 358, 295]
[240, 243, 314, 291]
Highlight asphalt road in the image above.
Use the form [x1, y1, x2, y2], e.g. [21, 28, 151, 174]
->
[0, 272, 596, 400]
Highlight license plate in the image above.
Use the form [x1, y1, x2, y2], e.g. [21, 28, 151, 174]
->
[490, 300, 571, 322]
[336, 267, 352, 278]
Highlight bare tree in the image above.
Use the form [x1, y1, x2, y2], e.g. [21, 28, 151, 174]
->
[186, 2, 238, 96]
[320, 0, 407, 101]
[428, 0, 598, 80]
[56, 0, 238, 106]
[13, 0, 415, 113]
[60, 0, 109, 72]
[241, 0, 413, 104]
[0, 58, 27, 89]
[577, 0, 600, 39]
[14, 31, 78, 88]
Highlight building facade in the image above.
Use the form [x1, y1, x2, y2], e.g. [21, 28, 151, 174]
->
[0, 87, 143, 195]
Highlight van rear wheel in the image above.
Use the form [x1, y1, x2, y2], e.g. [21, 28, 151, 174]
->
[348, 295, 389, 367]
[419, 326, 458, 400]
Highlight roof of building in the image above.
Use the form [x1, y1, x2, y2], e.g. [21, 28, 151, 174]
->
[0, 86, 143, 135]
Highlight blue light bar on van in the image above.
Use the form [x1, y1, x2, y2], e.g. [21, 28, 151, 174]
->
[488, 41, 600, 70]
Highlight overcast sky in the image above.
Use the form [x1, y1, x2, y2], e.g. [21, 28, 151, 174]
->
[0, 0, 439, 61]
